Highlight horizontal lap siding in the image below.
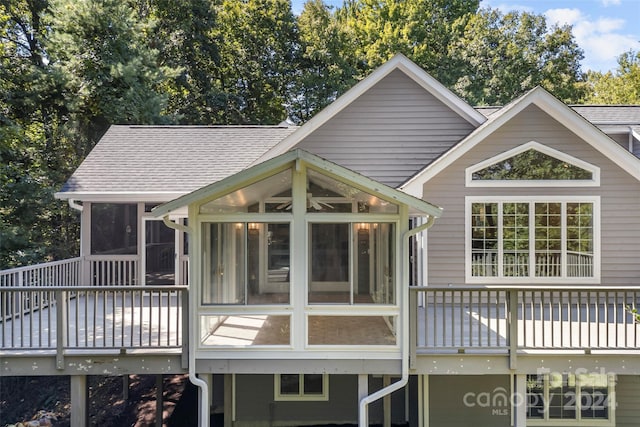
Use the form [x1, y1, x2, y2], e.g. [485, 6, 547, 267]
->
[423, 104, 640, 286]
[616, 375, 640, 427]
[296, 70, 476, 188]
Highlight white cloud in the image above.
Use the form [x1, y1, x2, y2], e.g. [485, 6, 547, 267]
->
[601, 0, 621, 6]
[545, 8, 640, 72]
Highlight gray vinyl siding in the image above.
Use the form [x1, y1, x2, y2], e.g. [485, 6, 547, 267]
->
[615, 375, 640, 427]
[428, 375, 511, 427]
[296, 69, 477, 188]
[233, 374, 405, 426]
[423, 104, 640, 286]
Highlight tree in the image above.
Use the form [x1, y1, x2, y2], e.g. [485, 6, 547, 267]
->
[288, 0, 358, 123]
[446, 8, 585, 105]
[47, 0, 177, 148]
[582, 50, 640, 104]
[338, 0, 479, 73]
[0, 0, 78, 268]
[149, 0, 224, 123]
[214, 0, 298, 124]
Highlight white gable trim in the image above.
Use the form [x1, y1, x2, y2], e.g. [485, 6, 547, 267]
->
[252, 54, 486, 165]
[401, 87, 640, 198]
[153, 149, 443, 219]
[465, 141, 600, 187]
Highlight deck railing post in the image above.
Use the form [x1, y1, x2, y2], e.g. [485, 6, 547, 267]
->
[508, 289, 518, 370]
[55, 290, 67, 370]
[81, 256, 91, 286]
[409, 288, 417, 369]
[181, 288, 189, 370]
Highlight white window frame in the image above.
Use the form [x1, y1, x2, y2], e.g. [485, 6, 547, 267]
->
[274, 374, 329, 401]
[465, 141, 600, 187]
[526, 374, 616, 427]
[465, 196, 601, 284]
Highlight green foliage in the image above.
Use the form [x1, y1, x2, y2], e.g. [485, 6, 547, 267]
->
[473, 150, 593, 181]
[583, 50, 640, 104]
[214, 0, 298, 124]
[149, 0, 223, 123]
[339, 0, 479, 73]
[447, 8, 585, 105]
[288, 0, 358, 123]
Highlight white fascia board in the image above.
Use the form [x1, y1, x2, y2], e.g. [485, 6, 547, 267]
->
[400, 87, 640, 198]
[252, 54, 485, 165]
[54, 191, 187, 203]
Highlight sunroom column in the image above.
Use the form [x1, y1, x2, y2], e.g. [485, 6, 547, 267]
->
[291, 163, 307, 350]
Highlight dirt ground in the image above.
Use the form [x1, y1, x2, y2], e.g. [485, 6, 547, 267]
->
[0, 374, 196, 427]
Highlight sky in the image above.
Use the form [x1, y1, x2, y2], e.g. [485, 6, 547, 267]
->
[289, 0, 640, 73]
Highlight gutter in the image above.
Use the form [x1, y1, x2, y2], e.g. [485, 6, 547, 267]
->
[358, 215, 437, 426]
[162, 216, 210, 427]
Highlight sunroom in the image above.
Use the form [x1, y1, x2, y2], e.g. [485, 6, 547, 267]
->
[152, 149, 442, 359]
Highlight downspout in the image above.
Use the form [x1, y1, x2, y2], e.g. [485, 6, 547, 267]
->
[358, 214, 437, 426]
[68, 199, 83, 212]
[162, 215, 210, 427]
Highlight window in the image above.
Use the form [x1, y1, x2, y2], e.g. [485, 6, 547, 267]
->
[466, 142, 599, 187]
[202, 222, 290, 305]
[91, 203, 138, 255]
[467, 198, 599, 282]
[275, 374, 328, 401]
[308, 222, 395, 304]
[527, 374, 614, 426]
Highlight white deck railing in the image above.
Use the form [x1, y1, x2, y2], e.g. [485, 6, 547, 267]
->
[471, 251, 594, 277]
[0, 258, 83, 288]
[1, 285, 187, 353]
[410, 286, 640, 358]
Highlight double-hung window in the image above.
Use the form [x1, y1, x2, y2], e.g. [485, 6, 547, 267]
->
[467, 197, 599, 283]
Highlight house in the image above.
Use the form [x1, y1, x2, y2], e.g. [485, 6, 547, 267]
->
[1, 54, 640, 427]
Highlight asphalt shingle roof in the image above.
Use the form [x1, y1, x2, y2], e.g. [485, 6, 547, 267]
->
[59, 125, 298, 194]
[476, 105, 640, 125]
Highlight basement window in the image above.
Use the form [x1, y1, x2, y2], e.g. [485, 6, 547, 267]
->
[274, 374, 329, 401]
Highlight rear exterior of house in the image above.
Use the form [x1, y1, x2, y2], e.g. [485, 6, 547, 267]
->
[2, 55, 640, 427]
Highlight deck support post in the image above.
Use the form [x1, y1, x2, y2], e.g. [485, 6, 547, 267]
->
[156, 374, 164, 427]
[70, 375, 87, 427]
[224, 374, 233, 427]
[383, 375, 391, 427]
[123, 375, 129, 402]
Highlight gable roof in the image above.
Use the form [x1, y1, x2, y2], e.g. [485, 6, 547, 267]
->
[55, 125, 297, 202]
[401, 87, 640, 197]
[252, 53, 487, 165]
[152, 148, 443, 219]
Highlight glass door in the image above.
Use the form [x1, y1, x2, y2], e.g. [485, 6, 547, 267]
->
[143, 218, 176, 285]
